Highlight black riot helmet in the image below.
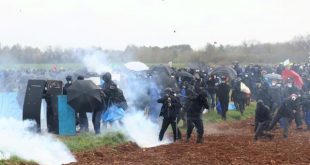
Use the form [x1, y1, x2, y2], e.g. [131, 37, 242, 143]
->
[102, 72, 112, 82]
[77, 75, 84, 80]
[66, 75, 72, 81]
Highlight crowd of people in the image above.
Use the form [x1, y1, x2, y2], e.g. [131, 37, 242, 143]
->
[156, 61, 310, 143]
[2, 61, 310, 143]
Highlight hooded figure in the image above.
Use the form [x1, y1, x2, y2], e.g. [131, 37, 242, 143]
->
[254, 100, 273, 140]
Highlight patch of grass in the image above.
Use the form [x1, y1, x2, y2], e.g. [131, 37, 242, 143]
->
[60, 132, 126, 152]
[0, 156, 37, 165]
[203, 102, 256, 125]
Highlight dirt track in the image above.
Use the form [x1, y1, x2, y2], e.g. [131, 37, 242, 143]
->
[69, 119, 310, 165]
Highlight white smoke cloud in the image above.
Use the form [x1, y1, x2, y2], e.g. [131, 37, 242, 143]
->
[0, 118, 76, 165]
[121, 110, 170, 148]
[0, 62, 76, 164]
[81, 50, 113, 74]
[81, 52, 172, 148]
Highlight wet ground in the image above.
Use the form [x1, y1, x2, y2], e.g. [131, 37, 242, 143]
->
[69, 119, 310, 165]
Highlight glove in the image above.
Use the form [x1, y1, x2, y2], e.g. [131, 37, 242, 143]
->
[159, 110, 164, 117]
[202, 109, 208, 114]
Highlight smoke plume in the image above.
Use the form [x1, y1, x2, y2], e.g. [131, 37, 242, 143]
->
[0, 118, 76, 165]
[81, 51, 172, 148]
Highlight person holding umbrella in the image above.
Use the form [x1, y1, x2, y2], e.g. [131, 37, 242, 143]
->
[76, 75, 89, 133]
[67, 75, 105, 134]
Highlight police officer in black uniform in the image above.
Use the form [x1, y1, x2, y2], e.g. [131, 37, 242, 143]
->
[63, 75, 72, 95]
[158, 88, 182, 142]
[186, 89, 209, 143]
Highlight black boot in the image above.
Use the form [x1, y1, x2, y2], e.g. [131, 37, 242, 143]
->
[196, 135, 203, 143]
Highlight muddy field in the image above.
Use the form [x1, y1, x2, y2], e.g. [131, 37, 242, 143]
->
[69, 119, 310, 165]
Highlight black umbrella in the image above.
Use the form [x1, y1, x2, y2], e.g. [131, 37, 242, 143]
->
[67, 80, 102, 113]
[151, 65, 174, 75]
[210, 66, 237, 79]
[176, 71, 194, 81]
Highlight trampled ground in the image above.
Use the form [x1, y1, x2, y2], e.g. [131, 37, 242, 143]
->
[69, 119, 310, 165]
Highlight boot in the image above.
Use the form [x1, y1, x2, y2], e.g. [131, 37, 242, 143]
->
[196, 136, 203, 143]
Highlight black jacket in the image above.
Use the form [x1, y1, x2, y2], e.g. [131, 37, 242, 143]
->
[217, 83, 230, 104]
[255, 103, 271, 123]
[158, 95, 182, 118]
[62, 82, 72, 95]
[102, 81, 128, 110]
[186, 91, 209, 119]
[277, 98, 299, 119]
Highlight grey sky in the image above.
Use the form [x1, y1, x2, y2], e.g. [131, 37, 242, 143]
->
[0, 0, 309, 50]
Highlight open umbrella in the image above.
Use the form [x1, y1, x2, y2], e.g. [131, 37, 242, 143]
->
[264, 73, 282, 80]
[124, 61, 149, 71]
[210, 66, 237, 80]
[281, 69, 304, 89]
[176, 71, 194, 80]
[151, 64, 174, 75]
[67, 80, 102, 113]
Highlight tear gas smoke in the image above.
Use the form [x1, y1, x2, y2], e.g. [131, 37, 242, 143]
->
[0, 118, 76, 165]
[121, 110, 170, 147]
[0, 66, 76, 164]
[81, 52, 172, 147]
[81, 51, 113, 74]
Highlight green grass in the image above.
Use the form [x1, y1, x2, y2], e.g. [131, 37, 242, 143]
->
[3, 102, 256, 164]
[1, 132, 126, 165]
[0, 156, 37, 165]
[60, 132, 126, 152]
[203, 102, 256, 125]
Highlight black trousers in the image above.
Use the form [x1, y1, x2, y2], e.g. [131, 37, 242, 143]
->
[254, 121, 270, 140]
[92, 109, 103, 134]
[159, 116, 177, 141]
[187, 118, 204, 139]
[236, 98, 245, 115]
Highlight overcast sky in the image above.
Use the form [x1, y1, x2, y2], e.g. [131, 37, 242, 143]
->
[0, 0, 309, 50]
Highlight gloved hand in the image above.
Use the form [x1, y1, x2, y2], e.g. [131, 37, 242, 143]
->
[159, 110, 164, 117]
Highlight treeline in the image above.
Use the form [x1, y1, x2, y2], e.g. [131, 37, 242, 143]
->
[1, 35, 310, 64]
